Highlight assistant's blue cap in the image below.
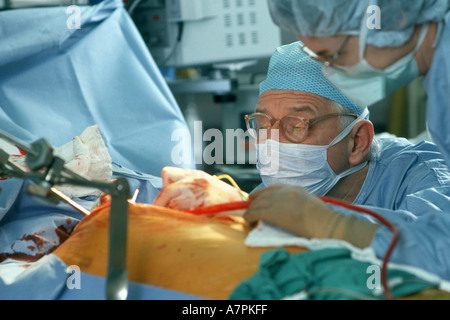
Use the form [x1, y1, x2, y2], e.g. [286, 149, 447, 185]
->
[260, 41, 365, 116]
[268, 0, 449, 48]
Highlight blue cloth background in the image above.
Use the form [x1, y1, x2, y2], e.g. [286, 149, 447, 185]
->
[0, 0, 194, 177]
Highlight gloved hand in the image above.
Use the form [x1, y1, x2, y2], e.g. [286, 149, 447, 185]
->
[244, 185, 379, 248]
[153, 167, 248, 211]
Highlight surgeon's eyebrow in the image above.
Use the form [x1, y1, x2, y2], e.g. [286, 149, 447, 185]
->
[255, 105, 317, 116]
[289, 105, 316, 114]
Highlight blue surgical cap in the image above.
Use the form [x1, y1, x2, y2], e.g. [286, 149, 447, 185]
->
[260, 41, 365, 116]
[268, 0, 450, 48]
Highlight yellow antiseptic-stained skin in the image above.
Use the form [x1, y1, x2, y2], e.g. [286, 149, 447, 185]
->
[53, 202, 304, 300]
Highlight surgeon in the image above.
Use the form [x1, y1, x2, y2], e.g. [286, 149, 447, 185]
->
[242, 41, 450, 281]
[266, 0, 450, 168]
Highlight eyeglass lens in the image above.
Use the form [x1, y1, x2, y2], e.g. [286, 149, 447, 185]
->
[246, 114, 308, 143]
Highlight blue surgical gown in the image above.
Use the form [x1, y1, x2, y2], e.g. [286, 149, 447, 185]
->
[423, 12, 450, 169]
[256, 137, 450, 281]
[351, 138, 450, 281]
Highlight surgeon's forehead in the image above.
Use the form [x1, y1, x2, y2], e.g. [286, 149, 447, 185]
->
[255, 90, 333, 115]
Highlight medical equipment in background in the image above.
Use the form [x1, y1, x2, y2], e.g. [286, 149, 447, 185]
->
[128, 0, 280, 67]
[0, 0, 90, 9]
[0, 129, 131, 300]
[128, 0, 281, 190]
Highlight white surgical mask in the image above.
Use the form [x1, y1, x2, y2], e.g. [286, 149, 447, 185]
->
[322, 24, 429, 108]
[257, 108, 369, 196]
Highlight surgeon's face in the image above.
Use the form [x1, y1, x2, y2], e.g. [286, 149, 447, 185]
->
[297, 35, 360, 67]
[255, 90, 351, 173]
[255, 90, 341, 144]
[297, 31, 421, 70]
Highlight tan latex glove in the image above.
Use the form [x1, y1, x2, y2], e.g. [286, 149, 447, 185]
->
[244, 185, 379, 248]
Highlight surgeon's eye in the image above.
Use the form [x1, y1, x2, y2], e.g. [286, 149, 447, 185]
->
[282, 117, 308, 142]
[249, 115, 270, 129]
[317, 53, 334, 61]
[246, 114, 272, 141]
[257, 118, 271, 128]
[292, 125, 304, 135]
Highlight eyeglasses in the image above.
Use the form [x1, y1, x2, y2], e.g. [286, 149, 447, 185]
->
[299, 36, 351, 67]
[245, 112, 357, 143]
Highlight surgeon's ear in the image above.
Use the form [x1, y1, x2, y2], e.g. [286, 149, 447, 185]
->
[349, 120, 374, 166]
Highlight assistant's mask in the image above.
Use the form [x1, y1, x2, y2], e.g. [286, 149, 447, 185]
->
[257, 108, 369, 196]
[322, 24, 429, 108]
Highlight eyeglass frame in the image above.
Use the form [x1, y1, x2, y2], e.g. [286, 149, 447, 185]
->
[299, 36, 351, 67]
[245, 112, 358, 143]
